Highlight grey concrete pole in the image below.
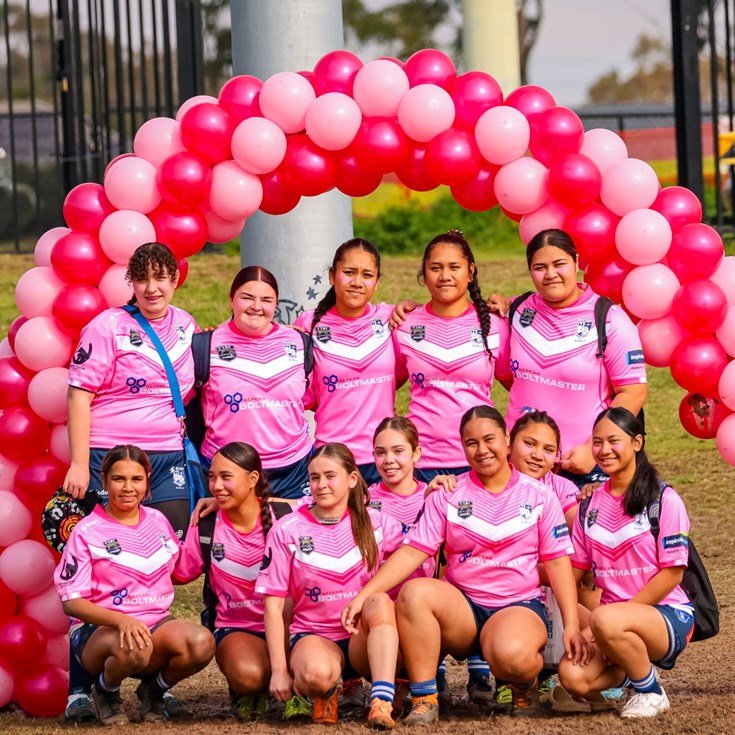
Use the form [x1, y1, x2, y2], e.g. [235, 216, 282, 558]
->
[230, 0, 353, 324]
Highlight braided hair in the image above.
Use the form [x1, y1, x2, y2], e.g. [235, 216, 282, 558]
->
[419, 230, 493, 363]
[309, 238, 382, 336]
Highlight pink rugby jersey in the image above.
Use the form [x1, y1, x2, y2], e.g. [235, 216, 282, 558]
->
[395, 304, 511, 468]
[571, 483, 691, 608]
[405, 468, 573, 608]
[294, 304, 396, 465]
[541, 472, 579, 514]
[174, 508, 266, 632]
[200, 321, 312, 468]
[54, 505, 180, 628]
[255, 505, 403, 640]
[506, 285, 647, 455]
[68, 306, 196, 451]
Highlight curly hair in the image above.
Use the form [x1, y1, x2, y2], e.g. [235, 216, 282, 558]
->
[125, 243, 178, 306]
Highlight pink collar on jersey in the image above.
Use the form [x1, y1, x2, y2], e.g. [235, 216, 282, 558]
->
[328, 304, 372, 320]
[467, 465, 520, 495]
[298, 504, 350, 525]
[425, 301, 473, 319]
[228, 318, 278, 339]
[538, 282, 592, 310]
[376, 480, 424, 499]
[94, 502, 147, 527]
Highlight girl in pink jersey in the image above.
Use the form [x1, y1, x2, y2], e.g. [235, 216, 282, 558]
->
[294, 239, 397, 486]
[342, 405, 587, 723]
[54, 445, 215, 725]
[559, 408, 694, 720]
[199, 267, 312, 499]
[257, 443, 404, 730]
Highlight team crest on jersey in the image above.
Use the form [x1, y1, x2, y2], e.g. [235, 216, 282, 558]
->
[368, 500, 383, 512]
[586, 509, 598, 528]
[519, 503, 533, 522]
[634, 512, 646, 530]
[284, 343, 298, 361]
[457, 501, 473, 519]
[171, 465, 186, 489]
[315, 326, 331, 343]
[575, 320, 593, 341]
[212, 542, 225, 561]
[158, 533, 176, 554]
[129, 329, 143, 347]
[104, 538, 121, 555]
[216, 344, 237, 361]
[299, 536, 314, 554]
[371, 318, 386, 337]
[519, 308, 537, 327]
[410, 325, 425, 342]
[175, 325, 187, 342]
[470, 327, 483, 348]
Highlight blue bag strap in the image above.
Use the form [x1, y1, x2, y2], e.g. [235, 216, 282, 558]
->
[122, 305, 185, 419]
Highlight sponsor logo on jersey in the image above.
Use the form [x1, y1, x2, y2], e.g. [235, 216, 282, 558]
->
[171, 465, 186, 489]
[129, 329, 144, 347]
[104, 538, 121, 555]
[519, 502, 533, 521]
[322, 374, 339, 392]
[470, 327, 483, 348]
[315, 326, 331, 343]
[212, 542, 225, 561]
[626, 349, 645, 365]
[126, 376, 147, 394]
[457, 501, 473, 519]
[510, 359, 520, 377]
[663, 533, 689, 550]
[368, 500, 383, 511]
[552, 523, 570, 539]
[410, 325, 425, 342]
[519, 308, 536, 327]
[299, 536, 314, 554]
[73, 343, 93, 364]
[575, 320, 593, 341]
[371, 318, 386, 337]
[586, 509, 598, 528]
[285, 343, 298, 361]
[59, 554, 79, 580]
[216, 344, 237, 361]
[175, 324, 187, 342]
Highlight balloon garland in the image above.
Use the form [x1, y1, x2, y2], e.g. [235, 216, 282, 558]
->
[1, 48, 734, 716]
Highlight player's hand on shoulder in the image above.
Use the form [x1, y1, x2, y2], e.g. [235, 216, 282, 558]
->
[426, 474, 458, 495]
[389, 300, 419, 329]
[190, 496, 217, 526]
[487, 293, 511, 317]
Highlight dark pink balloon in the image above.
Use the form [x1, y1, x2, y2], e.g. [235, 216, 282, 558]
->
[667, 222, 725, 283]
[149, 205, 208, 259]
[218, 74, 263, 123]
[672, 279, 728, 334]
[7, 315, 27, 351]
[650, 186, 703, 233]
[404, 48, 456, 90]
[156, 152, 212, 209]
[451, 71, 503, 131]
[395, 142, 439, 192]
[504, 85, 556, 122]
[259, 168, 301, 215]
[52, 283, 107, 338]
[353, 118, 410, 175]
[425, 128, 481, 187]
[0, 406, 51, 462]
[62, 183, 115, 235]
[565, 203, 619, 263]
[0, 615, 47, 672]
[14, 455, 67, 512]
[280, 134, 337, 197]
[670, 335, 729, 393]
[335, 149, 383, 198]
[584, 256, 634, 303]
[679, 390, 731, 439]
[14, 663, 68, 717]
[0, 356, 34, 409]
[311, 50, 363, 96]
[548, 153, 602, 208]
[179, 102, 235, 164]
[0, 580, 16, 621]
[451, 163, 499, 212]
[50, 232, 110, 285]
[529, 106, 584, 167]
[177, 258, 189, 288]
[499, 204, 523, 223]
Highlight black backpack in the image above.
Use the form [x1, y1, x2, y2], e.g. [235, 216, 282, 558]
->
[579, 482, 719, 643]
[184, 329, 314, 453]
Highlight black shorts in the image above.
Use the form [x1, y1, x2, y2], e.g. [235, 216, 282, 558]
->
[214, 626, 266, 646]
[289, 632, 361, 681]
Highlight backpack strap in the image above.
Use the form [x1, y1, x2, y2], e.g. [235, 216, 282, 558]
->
[507, 291, 534, 328]
[578, 495, 592, 531]
[646, 479, 671, 539]
[299, 330, 314, 387]
[593, 296, 614, 358]
[191, 330, 213, 391]
[198, 511, 217, 573]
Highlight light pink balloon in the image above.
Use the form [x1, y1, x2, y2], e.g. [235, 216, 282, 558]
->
[99, 210, 156, 265]
[175, 95, 218, 122]
[637, 314, 690, 367]
[209, 161, 263, 221]
[0, 490, 33, 547]
[34, 227, 70, 267]
[475, 106, 530, 165]
[494, 157, 548, 214]
[231, 116, 288, 174]
[716, 304, 735, 357]
[14, 316, 74, 372]
[0, 539, 56, 596]
[49, 423, 71, 465]
[622, 263, 680, 320]
[104, 156, 161, 213]
[600, 158, 660, 216]
[615, 208, 672, 265]
[203, 209, 245, 244]
[353, 59, 410, 117]
[0, 339, 12, 358]
[27, 367, 69, 424]
[21, 584, 70, 636]
[0, 661, 12, 709]
[259, 72, 316, 134]
[579, 128, 629, 175]
[718, 360, 735, 412]
[133, 117, 186, 167]
[14, 267, 66, 319]
[98, 264, 133, 308]
[305, 93, 363, 151]
[710, 255, 735, 306]
[0, 454, 19, 493]
[396, 84, 455, 143]
[43, 634, 71, 670]
[519, 200, 570, 245]
[716, 412, 735, 466]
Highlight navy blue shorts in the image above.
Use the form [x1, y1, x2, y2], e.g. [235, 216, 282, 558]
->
[89, 447, 189, 503]
[652, 605, 694, 670]
[357, 462, 381, 486]
[415, 466, 471, 484]
[264, 450, 313, 500]
[214, 626, 266, 646]
[289, 632, 360, 680]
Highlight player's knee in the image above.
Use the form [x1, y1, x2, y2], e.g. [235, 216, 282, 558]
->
[362, 593, 396, 629]
[558, 659, 592, 697]
[396, 579, 434, 616]
[185, 627, 216, 665]
[589, 605, 623, 645]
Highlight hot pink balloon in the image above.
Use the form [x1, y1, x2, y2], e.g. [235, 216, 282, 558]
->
[0, 406, 50, 463]
[336, 148, 384, 197]
[679, 390, 730, 439]
[0, 455, 19, 493]
[650, 185, 703, 233]
[425, 128, 481, 187]
[133, 116, 186, 167]
[716, 304, 735, 357]
[529, 106, 584, 167]
[547, 153, 602, 208]
[305, 93, 363, 151]
[259, 71, 316, 134]
[579, 128, 629, 175]
[14, 267, 65, 319]
[0, 661, 12, 709]
[218, 74, 263, 123]
[179, 102, 235, 164]
[353, 117, 410, 174]
[504, 85, 556, 122]
[20, 585, 69, 636]
[33, 227, 70, 267]
[62, 183, 115, 235]
[397, 84, 455, 143]
[203, 209, 245, 244]
[312, 50, 363, 96]
[149, 205, 208, 260]
[404, 49, 456, 90]
[50, 231, 110, 285]
[104, 155, 161, 213]
[600, 158, 660, 216]
[494, 157, 549, 215]
[450, 163, 499, 212]
[54, 283, 105, 342]
[716, 413, 735, 466]
[670, 335, 729, 393]
[259, 168, 301, 215]
[615, 209, 672, 265]
[519, 200, 570, 245]
[474, 105, 530, 165]
[451, 71, 503, 131]
[209, 160, 264, 221]
[672, 279, 728, 334]
[27, 367, 69, 424]
[98, 209, 157, 265]
[0, 356, 33, 409]
[98, 263, 133, 307]
[280, 135, 337, 197]
[711, 256, 735, 306]
[175, 94, 218, 122]
[231, 116, 288, 174]
[14, 316, 74, 372]
[156, 152, 212, 209]
[637, 314, 690, 368]
[0, 540, 56, 597]
[43, 633, 71, 670]
[565, 203, 619, 263]
[0, 491, 33, 547]
[622, 263, 680, 320]
[50, 422, 71, 465]
[352, 59, 410, 118]
[667, 222, 724, 283]
[718, 360, 735, 412]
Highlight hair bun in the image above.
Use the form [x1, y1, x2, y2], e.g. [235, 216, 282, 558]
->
[447, 228, 464, 237]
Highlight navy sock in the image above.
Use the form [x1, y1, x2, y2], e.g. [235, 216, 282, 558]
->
[68, 649, 95, 695]
[629, 668, 662, 695]
[410, 679, 437, 698]
[467, 654, 490, 680]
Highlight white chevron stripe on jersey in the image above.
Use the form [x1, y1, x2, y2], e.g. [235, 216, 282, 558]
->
[396, 331, 500, 362]
[288, 526, 385, 572]
[89, 543, 177, 575]
[313, 332, 390, 362]
[115, 323, 195, 365]
[511, 316, 598, 357]
[447, 503, 542, 541]
[212, 351, 304, 380]
[213, 556, 262, 582]
[584, 518, 652, 555]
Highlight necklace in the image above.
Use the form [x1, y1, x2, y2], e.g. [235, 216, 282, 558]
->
[312, 510, 341, 525]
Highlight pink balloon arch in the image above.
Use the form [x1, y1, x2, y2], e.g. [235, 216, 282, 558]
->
[2, 48, 735, 715]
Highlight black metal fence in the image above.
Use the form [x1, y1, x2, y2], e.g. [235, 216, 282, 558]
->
[0, 0, 203, 252]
